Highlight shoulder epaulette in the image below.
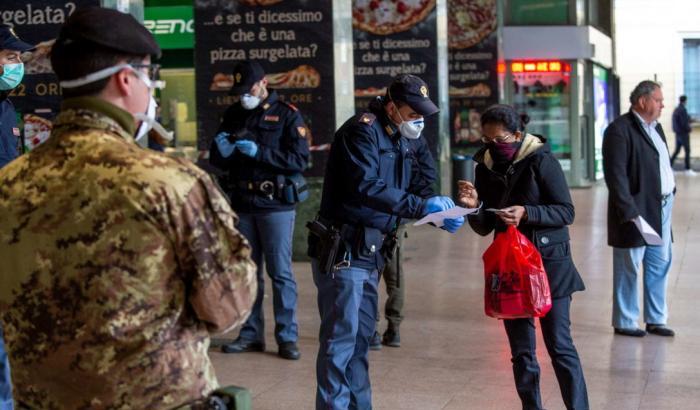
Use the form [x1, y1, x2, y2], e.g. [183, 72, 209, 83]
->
[281, 101, 299, 112]
[358, 113, 376, 126]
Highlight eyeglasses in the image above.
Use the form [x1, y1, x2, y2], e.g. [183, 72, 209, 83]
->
[128, 64, 164, 89]
[480, 134, 514, 144]
[130, 63, 161, 82]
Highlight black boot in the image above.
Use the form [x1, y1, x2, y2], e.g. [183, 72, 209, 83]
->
[278, 342, 301, 360]
[221, 338, 265, 354]
[382, 328, 400, 347]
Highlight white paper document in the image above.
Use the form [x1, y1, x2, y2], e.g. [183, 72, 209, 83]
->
[413, 206, 479, 227]
[633, 216, 664, 246]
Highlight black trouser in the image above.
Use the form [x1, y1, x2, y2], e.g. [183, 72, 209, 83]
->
[670, 133, 691, 170]
[377, 225, 406, 332]
[503, 297, 589, 410]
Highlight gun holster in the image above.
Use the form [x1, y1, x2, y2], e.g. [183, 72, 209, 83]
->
[381, 230, 400, 261]
[307, 218, 347, 273]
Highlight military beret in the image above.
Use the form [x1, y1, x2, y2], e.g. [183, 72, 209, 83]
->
[54, 7, 161, 58]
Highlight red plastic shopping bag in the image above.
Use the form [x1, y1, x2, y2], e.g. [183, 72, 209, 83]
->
[482, 226, 552, 319]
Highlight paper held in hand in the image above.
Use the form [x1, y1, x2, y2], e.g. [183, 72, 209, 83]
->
[633, 216, 664, 246]
[413, 206, 479, 227]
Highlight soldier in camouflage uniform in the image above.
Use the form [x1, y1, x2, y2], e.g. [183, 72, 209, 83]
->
[0, 8, 256, 409]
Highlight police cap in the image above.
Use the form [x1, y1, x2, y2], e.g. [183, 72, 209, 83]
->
[229, 60, 266, 95]
[0, 25, 34, 52]
[387, 74, 439, 117]
[54, 7, 161, 58]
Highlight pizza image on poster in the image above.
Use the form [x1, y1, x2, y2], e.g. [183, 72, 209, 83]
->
[210, 65, 321, 91]
[353, 0, 436, 35]
[448, 0, 496, 49]
[23, 114, 52, 151]
[21, 40, 55, 75]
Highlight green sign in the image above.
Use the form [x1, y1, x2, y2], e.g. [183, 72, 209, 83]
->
[509, 0, 569, 25]
[144, 6, 193, 49]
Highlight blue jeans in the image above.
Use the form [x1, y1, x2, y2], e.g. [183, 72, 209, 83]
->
[503, 297, 589, 410]
[312, 259, 379, 410]
[612, 194, 674, 329]
[0, 325, 13, 410]
[237, 210, 298, 345]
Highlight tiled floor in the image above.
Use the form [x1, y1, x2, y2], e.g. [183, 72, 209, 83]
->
[210, 174, 700, 410]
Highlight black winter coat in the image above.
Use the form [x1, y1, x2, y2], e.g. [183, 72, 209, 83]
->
[468, 134, 585, 298]
[602, 111, 673, 248]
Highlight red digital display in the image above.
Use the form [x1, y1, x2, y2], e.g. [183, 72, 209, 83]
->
[510, 60, 570, 73]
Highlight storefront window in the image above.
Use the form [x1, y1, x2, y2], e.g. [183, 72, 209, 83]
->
[158, 69, 197, 158]
[684, 39, 700, 118]
[510, 60, 572, 169]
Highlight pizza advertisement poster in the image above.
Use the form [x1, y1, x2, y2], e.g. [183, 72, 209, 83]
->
[352, 0, 441, 160]
[1, 1, 99, 126]
[447, 0, 498, 149]
[194, 0, 335, 177]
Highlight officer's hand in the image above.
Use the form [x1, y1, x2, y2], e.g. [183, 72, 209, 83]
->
[234, 140, 259, 158]
[441, 216, 465, 233]
[422, 195, 456, 215]
[215, 132, 236, 158]
[457, 180, 479, 208]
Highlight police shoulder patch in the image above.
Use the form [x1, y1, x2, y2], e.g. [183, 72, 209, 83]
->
[358, 113, 376, 126]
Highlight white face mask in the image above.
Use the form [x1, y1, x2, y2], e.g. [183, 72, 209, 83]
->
[396, 108, 424, 140]
[59, 64, 171, 142]
[240, 93, 261, 110]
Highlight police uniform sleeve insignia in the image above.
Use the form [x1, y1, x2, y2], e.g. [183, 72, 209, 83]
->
[297, 126, 307, 137]
[359, 113, 376, 126]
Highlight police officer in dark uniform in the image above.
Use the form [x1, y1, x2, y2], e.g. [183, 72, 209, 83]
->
[0, 24, 32, 410]
[210, 60, 310, 360]
[0, 25, 33, 169]
[308, 74, 464, 410]
[369, 134, 438, 350]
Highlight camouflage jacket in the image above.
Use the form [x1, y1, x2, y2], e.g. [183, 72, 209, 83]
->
[0, 97, 257, 409]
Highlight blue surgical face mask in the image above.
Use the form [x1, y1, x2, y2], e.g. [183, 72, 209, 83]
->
[0, 63, 24, 90]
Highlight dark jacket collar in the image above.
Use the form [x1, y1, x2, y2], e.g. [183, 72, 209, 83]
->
[369, 97, 400, 139]
[260, 89, 279, 111]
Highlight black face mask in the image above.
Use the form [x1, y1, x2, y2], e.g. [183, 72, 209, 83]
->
[487, 140, 522, 164]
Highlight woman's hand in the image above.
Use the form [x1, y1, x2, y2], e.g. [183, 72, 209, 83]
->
[496, 206, 527, 226]
[457, 180, 479, 208]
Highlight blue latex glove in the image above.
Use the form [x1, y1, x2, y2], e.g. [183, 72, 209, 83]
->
[422, 195, 456, 215]
[215, 132, 235, 158]
[234, 140, 258, 158]
[442, 216, 465, 233]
